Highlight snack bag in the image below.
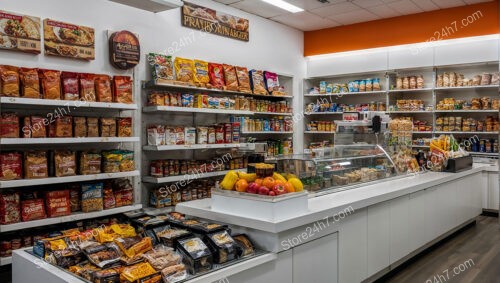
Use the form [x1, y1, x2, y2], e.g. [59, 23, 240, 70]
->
[39, 69, 62, 100]
[79, 73, 96, 102]
[223, 64, 238, 91]
[95, 75, 113, 102]
[61, 72, 79, 100]
[249, 70, 267, 95]
[113, 76, 133, 104]
[208, 63, 225, 89]
[19, 68, 40, 98]
[0, 65, 19, 97]
[193, 59, 209, 87]
[147, 53, 174, 82]
[264, 71, 279, 93]
[235, 66, 251, 93]
[174, 57, 194, 84]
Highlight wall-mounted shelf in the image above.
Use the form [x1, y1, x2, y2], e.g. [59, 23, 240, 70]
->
[0, 97, 138, 110]
[143, 169, 247, 184]
[0, 137, 140, 145]
[143, 143, 249, 151]
[143, 106, 254, 115]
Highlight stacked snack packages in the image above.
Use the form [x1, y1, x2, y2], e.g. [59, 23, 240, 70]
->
[147, 123, 241, 146]
[437, 71, 499, 87]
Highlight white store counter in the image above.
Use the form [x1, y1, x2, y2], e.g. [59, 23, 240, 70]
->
[13, 164, 498, 283]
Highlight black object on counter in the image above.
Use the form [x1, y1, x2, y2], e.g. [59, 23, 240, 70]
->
[444, 155, 473, 173]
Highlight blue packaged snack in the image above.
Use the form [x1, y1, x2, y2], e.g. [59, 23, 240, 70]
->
[359, 80, 366, 92]
[348, 82, 355, 93]
[353, 81, 359, 92]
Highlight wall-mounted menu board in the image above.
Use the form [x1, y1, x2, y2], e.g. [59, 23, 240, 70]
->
[0, 10, 41, 54]
[43, 18, 95, 60]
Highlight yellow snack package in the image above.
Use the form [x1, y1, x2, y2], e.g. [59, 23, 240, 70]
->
[193, 59, 209, 87]
[120, 262, 157, 282]
[174, 57, 195, 84]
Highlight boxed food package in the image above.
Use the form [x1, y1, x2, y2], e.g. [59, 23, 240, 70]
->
[232, 234, 255, 257]
[0, 113, 19, 138]
[81, 183, 104, 212]
[21, 198, 46, 222]
[45, 190, 71, 218]
[193, 59, 209, 87]
[147, 125, 165, 146]
[79, 151, 102, 175]
[249, 70, 267, 95]
[19, 67, 40, 98]
[0, 192, 21, 224]
[155, 227, 191, 248]
[79, 74, 96, 102]
[53, 150, 77, 177]
[73, 117, 87, 137]
[24, 151, 48, 179]
[61, 72, 79, 100]
[0, 65, 20, 97]
[115, 236, 152, 258]
[174, 57, 195, 85]
[113, 76, 133, 104]
[95, 75, 113, 102]
[263, 71, 279, 93]
[184, 127, 196, 145]
[176, 237, 212, 274]
[100, 118, 117, 137]
[204, 230, 239, 264]
[0, 152, 22, 180]
[223, 64, 238, 91]
[39, 69, 62, 100]
[147, 53, 174, 83]
[118, 117, 133, 137]
[208, 63, 225, 89]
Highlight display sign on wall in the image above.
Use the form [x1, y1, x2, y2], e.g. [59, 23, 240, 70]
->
[108, 30, 140, 70]
[0, 10, 41, 54]
[181, 2, 249, 42]
[43, 19, 95, 60]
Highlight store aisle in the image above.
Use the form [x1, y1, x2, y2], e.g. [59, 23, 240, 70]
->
[378, 216, 500, 283]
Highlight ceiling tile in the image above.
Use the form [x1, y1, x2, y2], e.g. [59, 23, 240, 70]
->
[286, 0, 346, 10]
[431, 0, 466, 8]
[212, 0, 241, 4]
[463, 0, 491, 3]
[353, 0, 385, 8]
[271, 11, 341, 31]
[310, 1, 359, 17]
[411, 0, 440, 11]
[368, 4, 403, 18]
[387, 0, 424, 14]
[328, 9, 380, 25]
[229, 0, 290, 18]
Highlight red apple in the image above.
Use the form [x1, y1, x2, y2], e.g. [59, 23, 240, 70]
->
[268, 191, 276, 196]
[246, 182, 259, 194]
[258, 186, 270, 195]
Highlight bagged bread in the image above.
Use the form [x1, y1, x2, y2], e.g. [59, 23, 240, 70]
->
[39, 69, 61, 100]
[0, 65, 20, 97]
[223, 64, 238, 91]
[19, 68, 40, 98]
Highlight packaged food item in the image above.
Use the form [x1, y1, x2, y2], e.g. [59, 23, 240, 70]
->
[156, 227, 191, 248]
[174, 127, 185, 145]
[481, 73, 492, 86]
[118, 117, 133, 137]
[193, 59, 209, 87]
[102, 151, 121, 173]
[249, 70, 267, 95]
[1, 113, 20, 138]
[142, 245, 182, 271]
[204, 230, 238, 264]
[22, 116, 46, 138]
[54, 150, 76, 177]
[79, 151, 102, 175]
[73, 117, 87, 137]
[39, 69, 61, 100]
[491, 72, 499, 85]
[120, 262, 157, 282]
[24, 151, 48, 179]
[115, 236, 153, 258]
[113, 76, 133, 104]
[87, 117, 99, 137]
[21, 198, 46, 222]
[472, 75, 481, 86]
[235, 66, 251, 93]
[80, 241, 121, 268]
[223, 64, 238, 91]
[114, 181, 134, 207]
[79, 73, 96, 101]
[148, 92, 165, 106]
[55, 116, 73, 137]
[196, 127, 208, 144]
[0, 152, 22, 180]
[119, 150, 135, 172]
[233, 234, 255, 257]
[93, 268, 121, 283]
[162, 263, 187, 283]
[61, 72, 79, 100]
[100, 118, 117, 137]
[103, 185, 116, 210]
[174, 57, 195, 84]
[176, 237, 212, 274]
[147, 53, 174, 82]
[208, 63, 225, 89]
[69, 186, 81, 212]
[264, 71, 279, 93]
[45, 190, 71, 217]
[0, 192, 21, 224]
[0, 65, 19, 96]
[147, 125, 165, 145]
[95, 75, 113, 102]
[19, 67, 40, 98]
[185, 127, 196, 145]
[81, 183, 104, 212]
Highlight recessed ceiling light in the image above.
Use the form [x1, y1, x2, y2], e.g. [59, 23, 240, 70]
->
[261, 0, 304, 13]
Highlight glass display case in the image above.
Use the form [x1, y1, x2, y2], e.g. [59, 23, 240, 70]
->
[274, 144, 400, 194]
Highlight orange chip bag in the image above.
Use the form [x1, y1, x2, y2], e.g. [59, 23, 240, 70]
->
[80, 73, 96, 102]
[236, 66, 251, 93]
[95, 75, 112, 102]
[113, 76, 133, 104]
[39, 69, 61, 100]
[19, 68, 40, 98]
[223, 64, 238, 91]
[0, 65, 20, 97]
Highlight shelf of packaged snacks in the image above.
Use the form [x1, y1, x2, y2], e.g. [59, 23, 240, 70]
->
[413, 131, 434, 134]
[143, 143, 249, 151]
[386, 111, 431, 114]
[467, 152, 499, 156]
[434, 85, 499, 91]
[143, 168, 247, 184]
[388, 88, 434, 93]
[434, 110, 499, 113]
[412, 145, 430, 148]
[304, 131, 335, 134]
[0, 204, 142, 233]
[143, 81, 293, 99]
[0, 97, 138, 110]
[434, 131, 499, 135]
[303, 90, 387, 97]
[0, 137, 140, 145]
[142, 106, 254, 115]
[0, 170, 140, 189]
[0, 256, 11, 266]
[253, 111, 293, 116]
[241, 131, 294, 134]
[305, 112, 344, 115]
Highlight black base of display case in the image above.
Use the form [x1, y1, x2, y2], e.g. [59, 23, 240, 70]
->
[444, 156, 473, 173]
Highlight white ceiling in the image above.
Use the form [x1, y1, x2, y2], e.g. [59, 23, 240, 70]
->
[213, 0, 493, 31]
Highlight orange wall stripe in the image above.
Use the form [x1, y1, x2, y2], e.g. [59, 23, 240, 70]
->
[304, 1, 499, 56]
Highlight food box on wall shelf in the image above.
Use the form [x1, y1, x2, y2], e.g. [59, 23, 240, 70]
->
[211, 189, 308, 221]
[444, 155, 473, 173]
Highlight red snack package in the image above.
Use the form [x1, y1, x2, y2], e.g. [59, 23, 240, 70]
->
[39, 69, 62, 100]
[45, 190, 71, 218]
[0, 152, 22, 180]
[0, 192, 21, 224]
[61, 72, 79, 100]
[79, 73, 96, 102]
[113, 76, 133, 104]
[208, 63, 225, 89]
[223, 64, 238, 91]
[95, 74, 112, 102]
[21, 199, 47, 222]
[0, 113, 19, 138]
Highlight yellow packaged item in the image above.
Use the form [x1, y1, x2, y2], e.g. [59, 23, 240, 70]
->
[50, 239, 68, 251]
[115, 236, 153, 258]
[120, 262, 157, 282]
[96, 224, 136, 243]
[193, 59, 209, 87]
[174, 57, 194, 84]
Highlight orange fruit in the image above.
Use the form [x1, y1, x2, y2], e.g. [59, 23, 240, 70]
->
[235, 179, 248, 192]
[255, 178, 263, 186]
[284, 182, 295, 193]
[262, 177, 276, 189]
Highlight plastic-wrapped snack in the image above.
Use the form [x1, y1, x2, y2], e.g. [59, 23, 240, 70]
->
[81, 183, 103, 212]
[0, 65, 19, 97]
[45, 190, 71, 217]
[204, 230, 238, 264]
[80, 73, 96, 102]
[73, 117, 87, 137]
[142, 245, 182, 271]
[0, 192, 21, 224]
[24, 151, 48, 179]
[223, 64, 238, 91]
[174, 57, 195, 85]
[54, 150, 76, 177]
[95, 75, 113, 102]
[39, 69, 61, 100]
[19, 67, 40, 98]
[113, 76, 133, 104]
[120, 262, 157, 283]
[176, 237, 212, 274]
[235, 66, 251, 93]
[156, 227, 191, 248]
[87, 117, 99, 137]
[61, 72, 79, 100]
[249, 70, 267, 95]
[148, 53, 174, 83]
[79, 151, 101, 175]
[118, 117, 132, 137]
[80, 241, 121, 268]
[208, 63, 225, 89]
[93, 268, 121, 283]
[233, 234, 255, 257]
[100, 118, 117, 137]
[0, 152, 22, 180]
[193, 59, 209, 87]
[1, 113, 19, 138]
[264, 71, 279, 93]
[115, 236, 153, 258]
[162, 264, 187, 283]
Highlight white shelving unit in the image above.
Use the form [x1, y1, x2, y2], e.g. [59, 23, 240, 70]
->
[143, 168, 247, 184]
[143, 143, 248, 151]
[241, 131, 294, 134]
[303, 90, 386, 97]
[0, 256, 12, 266]
[143, 106, 254, 115]
[0, 97, 138, 110]
[304, 131, 335, 134]
[0, 137, 139, 145]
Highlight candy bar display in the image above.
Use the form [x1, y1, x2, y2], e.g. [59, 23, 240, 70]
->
[307, 77, 382, 95]
[436, 71, 499, 87]
[436, 97, 499, 110]
[149, 157, 247, 178]
[306, 121, 336, 132]
[435, 116, 499, 132]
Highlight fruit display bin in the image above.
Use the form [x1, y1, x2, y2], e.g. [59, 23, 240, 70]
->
[211, 189, 309, 221]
